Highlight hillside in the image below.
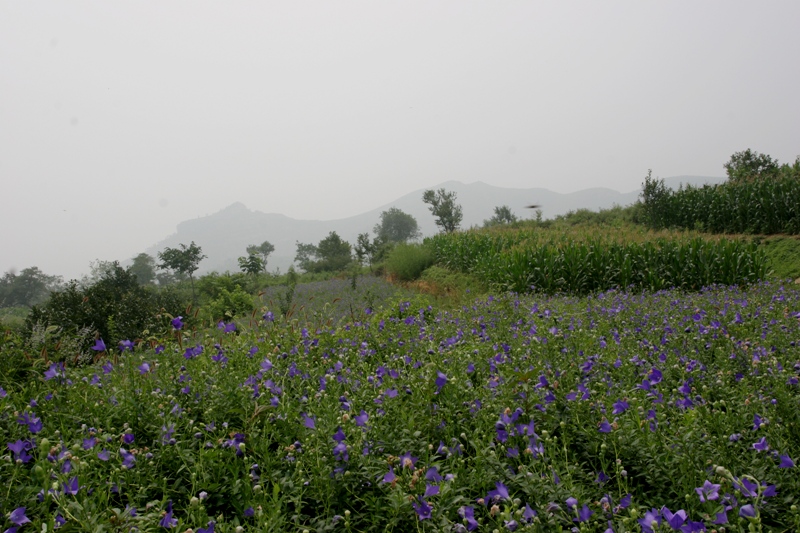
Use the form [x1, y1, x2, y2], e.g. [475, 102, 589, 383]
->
[147, 177, 725, 274]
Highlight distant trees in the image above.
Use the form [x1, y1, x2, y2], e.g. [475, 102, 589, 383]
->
[26, 262, 183, 357]
[374, 207, 421, 243]
[128, 253, 156, 285]
[484, 205, 518, 227]
[423, 188, 463, 233]
[724, 149, 800, 183]
[0, 267, 63, 308]
[295, 232, 353, 273]
[245, 241, 275, 273]
[238, 253, 264, 278]
[158, 242, 206, 302]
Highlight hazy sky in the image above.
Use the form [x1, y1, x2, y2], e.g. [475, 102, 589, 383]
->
[2, 1, 799, 280]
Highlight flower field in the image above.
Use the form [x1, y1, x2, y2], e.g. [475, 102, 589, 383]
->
[2, 280, 799, 532]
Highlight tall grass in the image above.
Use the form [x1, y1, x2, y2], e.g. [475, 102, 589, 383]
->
[429, 229, 768, 294]
[641, 175, 800, 234]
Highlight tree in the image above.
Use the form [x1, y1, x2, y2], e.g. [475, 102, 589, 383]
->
[128, 253, 156, 285]
[238, 253, 264, 279]
[373, 208, 421, 243]
[484, 205, 518, 227]
[423, 188, 463, 233]
[294, 232, 352, 273]
[245, 241, 275, 273]
[158, 242, 206, 302]
[724, 149, 780, 183]
[0, 267, 62, 308]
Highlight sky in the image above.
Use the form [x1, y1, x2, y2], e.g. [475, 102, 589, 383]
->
[2, 1, 799, 280]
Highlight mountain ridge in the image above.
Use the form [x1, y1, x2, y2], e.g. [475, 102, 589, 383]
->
[147, 176, 726, 275]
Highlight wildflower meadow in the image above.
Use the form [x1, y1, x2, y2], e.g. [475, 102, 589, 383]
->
[2, 279, 799, 532]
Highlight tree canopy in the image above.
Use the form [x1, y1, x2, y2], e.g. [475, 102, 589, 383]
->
[373, 207, 421, 243]
[246, 241, 275, 273]
[295, 232, 352, 273]
[484, 205, 518, 227]
[724, 149, 780, 183]
[0, 267, 62, 308]
[158, 242, 206, 301]
[422, 188, 463, 233]
[128, 253, 156, 285]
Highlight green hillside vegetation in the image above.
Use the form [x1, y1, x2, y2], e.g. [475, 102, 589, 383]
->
[2, 154, 800, 530]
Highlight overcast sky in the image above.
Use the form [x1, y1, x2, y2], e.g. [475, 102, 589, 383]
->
[2, 1, 799, 280]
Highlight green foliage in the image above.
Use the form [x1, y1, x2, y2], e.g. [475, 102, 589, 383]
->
[417, 265, 487, 296]
[158, 241, 206, 301]
[197, 272, 249, 300]
[295, 232, 353, 273]
[373, 207, 421, 243]
[202, 287, 255, 321]
[25, 263, 185, 357]
[0, 266, 63, 308]
[759, 236, 800, 281]
[237, 253, 264, 277]
[639, 172, 800, 234]
[3, 282, 800, 529]
[483, 205, 518, 227]
[246, 240, 275, 272]
[422, 188, 463, 233]
[429, 229, 768, 294]
[384, 242, 434, 281]
[128, 253, 157, 285]
[724, 148, 780, 183]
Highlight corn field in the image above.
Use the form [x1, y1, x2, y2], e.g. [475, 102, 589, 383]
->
[640, 175, 800, 234]
[428, 229, 768, 294]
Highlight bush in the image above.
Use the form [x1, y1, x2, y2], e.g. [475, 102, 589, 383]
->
[25, 264, 186, 358]
[384, 243, 434, 281]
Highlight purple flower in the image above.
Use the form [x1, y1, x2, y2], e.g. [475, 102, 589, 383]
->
[119, 339, 135, 352]
[8, 440, 33, 463]
[522, 504, 537, 521]
[398, 452, 418, 469]
[355, 410, 369, 427]
[412, 497, 432, 520]
[91, 338, 107, 351]
[263, 311, 274, 322]
[44, 362, 65, 381]
[97, 449, 110, 461]
[198, 521, 216, 533]
[661, 506, 686, 530]
[778, 454, 795, 468]
[739, 504, 756, 518]
[381, 467, 396, 484]
[138, 362, 151, 374]
[611, 399, 629, 415]
[171, 316, 184, 330]
[119, 448, 136, 468]
[122, 432, 134, 444]
[487, 481, 510, 502]
[62, 476, 79, 496]
[160, 500, 177, 528]
[424, 483, 440, 497]
[243, 507, 255, 518]
[575, 504, 593, 523]
[638, 508, 662, 533]
[598, 419, 612, 433]
[459, 506, 479, 531]
[155, 344, 165, 354]
[301, 413, 316, 430]
[752, 437, 769, 452]
[695, 480, 720, 502]
[435, 371, 447, 392]
[9, 507, 31, 526]
[17, 411, 43, 434]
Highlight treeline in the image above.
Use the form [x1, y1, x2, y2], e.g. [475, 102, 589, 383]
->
[641, 150, 800, 234]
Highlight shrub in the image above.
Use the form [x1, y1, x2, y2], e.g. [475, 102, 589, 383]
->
[384, 243, 434, 281]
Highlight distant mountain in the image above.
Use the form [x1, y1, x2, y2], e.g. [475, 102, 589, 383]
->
[146, 178, 723, 275]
